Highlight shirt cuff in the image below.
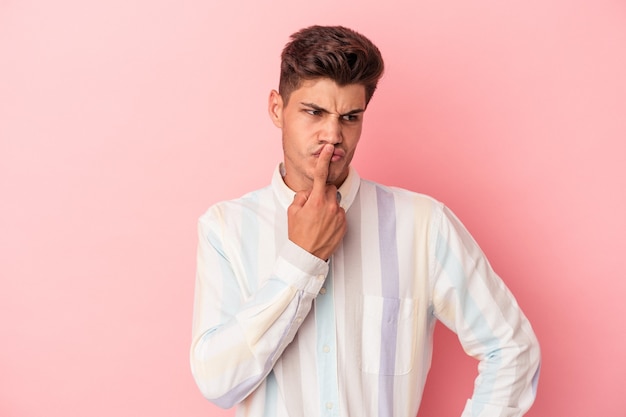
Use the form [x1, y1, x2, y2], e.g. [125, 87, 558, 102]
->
[273, 240, 329, 295]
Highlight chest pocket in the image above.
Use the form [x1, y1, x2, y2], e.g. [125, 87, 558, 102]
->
[360, 295, 417, 375]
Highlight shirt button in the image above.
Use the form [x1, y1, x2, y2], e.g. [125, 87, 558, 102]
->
[317, 274, 325, 281]
[319, 287, 327, 295]
[326, 402, 333, 410]
[323, 345, 330, 353]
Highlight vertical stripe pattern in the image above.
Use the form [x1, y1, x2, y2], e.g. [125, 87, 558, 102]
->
[190, 165, 541, 417]
[376, 187, 400, 417]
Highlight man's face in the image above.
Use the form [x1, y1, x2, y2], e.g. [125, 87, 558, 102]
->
[269, 78, 367, 191]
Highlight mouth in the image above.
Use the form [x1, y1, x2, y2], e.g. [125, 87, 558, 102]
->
[313, 147, 346, 162]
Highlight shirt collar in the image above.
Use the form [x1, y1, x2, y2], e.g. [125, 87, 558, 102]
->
[271, 163, 361, 212]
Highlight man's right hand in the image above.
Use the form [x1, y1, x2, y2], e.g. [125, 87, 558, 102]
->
[287, 144, 347, 261]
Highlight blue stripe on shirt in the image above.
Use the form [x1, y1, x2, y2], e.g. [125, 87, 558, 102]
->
[434, 227, 502, 414]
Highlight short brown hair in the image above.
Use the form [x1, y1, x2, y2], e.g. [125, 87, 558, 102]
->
[279, 25, 384, 106]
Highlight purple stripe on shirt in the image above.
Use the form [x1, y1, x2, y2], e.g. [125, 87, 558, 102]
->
[376, 186, 400, 417]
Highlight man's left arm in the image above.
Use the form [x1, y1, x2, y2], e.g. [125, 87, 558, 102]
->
[430, 205, 541, 417]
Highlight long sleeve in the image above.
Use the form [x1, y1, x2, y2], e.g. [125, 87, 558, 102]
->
[190, 204, 328, 409]
[430, 205, 541, 417]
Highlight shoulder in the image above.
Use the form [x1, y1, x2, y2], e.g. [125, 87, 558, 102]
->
[198, 185, 274, 226]
[359, 178, 444, 214]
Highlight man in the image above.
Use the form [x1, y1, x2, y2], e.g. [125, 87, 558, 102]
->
[190, 25, 540, 417]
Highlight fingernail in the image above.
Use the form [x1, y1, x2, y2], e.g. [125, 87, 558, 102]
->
[336, 191, 342, 203]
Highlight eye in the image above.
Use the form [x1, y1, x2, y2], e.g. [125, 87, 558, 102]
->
[305, 109, 322, 116]
[342, 114, 360, 122]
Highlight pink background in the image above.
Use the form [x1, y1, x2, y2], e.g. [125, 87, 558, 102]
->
[1, 1, 625, 416]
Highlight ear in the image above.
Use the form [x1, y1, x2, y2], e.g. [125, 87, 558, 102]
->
[268, 89, 284, 128]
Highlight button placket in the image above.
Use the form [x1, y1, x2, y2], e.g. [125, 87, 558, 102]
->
[314, 259, 339, 416]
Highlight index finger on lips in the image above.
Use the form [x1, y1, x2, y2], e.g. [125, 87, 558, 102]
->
[311, 144, 333, 196]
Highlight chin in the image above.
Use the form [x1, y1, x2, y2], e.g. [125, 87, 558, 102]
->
[328, 168, 348, 186]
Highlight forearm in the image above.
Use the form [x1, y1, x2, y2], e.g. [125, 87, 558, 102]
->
[190, 236, 327, 408]
[190, 282, 306, 408]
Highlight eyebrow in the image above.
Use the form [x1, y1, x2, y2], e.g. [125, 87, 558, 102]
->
[300, 102, 365, 117]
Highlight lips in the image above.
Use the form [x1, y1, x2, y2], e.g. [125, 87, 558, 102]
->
[314, 147, 346, 161]
[330, 151, 344, 162]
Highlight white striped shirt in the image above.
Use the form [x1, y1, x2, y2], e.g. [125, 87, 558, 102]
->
[191, 165, 540, 417]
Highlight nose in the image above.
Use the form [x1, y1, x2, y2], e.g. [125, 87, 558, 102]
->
[320, 116, 343, 144]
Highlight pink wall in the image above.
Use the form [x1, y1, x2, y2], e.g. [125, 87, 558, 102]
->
[1, 1, 625, 416]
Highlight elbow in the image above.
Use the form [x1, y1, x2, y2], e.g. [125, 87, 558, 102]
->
[517, 332, 541, 410]
[190, 358, 241, 409]
[189, 347, 242, 409]
[198, 385, 240, 410]
[529, 333, 541, 391]
[190, 343, 259, 409]
[191, 372, 255, 410]
[526, 327, 541, 372]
